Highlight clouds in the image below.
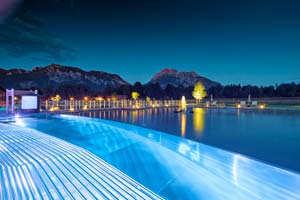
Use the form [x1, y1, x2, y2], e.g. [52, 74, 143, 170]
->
[0, 0, 21, 23]
[0, 11, 75, 62]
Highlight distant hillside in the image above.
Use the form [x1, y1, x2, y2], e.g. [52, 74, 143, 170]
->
[0, 65, 220, 99]
[147, 68, 219, 89]
[0, 64, 130, 97]
[0, 64, 299, 99]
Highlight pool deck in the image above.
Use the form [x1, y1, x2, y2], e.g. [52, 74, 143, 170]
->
[0, 123, 162, 200]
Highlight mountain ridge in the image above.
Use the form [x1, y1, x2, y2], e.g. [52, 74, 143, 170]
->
[148, 68, 219, 89]
[0, 64, 219, 98]
[0, 64, 130, 97]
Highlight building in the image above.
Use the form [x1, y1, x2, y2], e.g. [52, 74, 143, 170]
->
[6, 89, 40, 114]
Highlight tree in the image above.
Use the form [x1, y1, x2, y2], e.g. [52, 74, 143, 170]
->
[144, 83, 165, 99]
[131, 91, 140, 100]
[110, 92, 118, 101]
[165, 84, 177, 99]
[146, 96, 151, 102]
[192, 82, 207, 104]
[52, 94, 61, 107]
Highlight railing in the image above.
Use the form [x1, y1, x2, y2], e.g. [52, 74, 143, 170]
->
[39, 97, 300, 113]
[42, 99, 181, 112]
[207, 97, 300, 106]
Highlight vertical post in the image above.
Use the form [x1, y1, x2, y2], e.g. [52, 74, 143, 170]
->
[45, 100, 48, 111]
[5, 89, 9, 114]
[11, 89, 14, 114]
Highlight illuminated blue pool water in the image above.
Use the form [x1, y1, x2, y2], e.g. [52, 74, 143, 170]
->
[9, 114, 300, 200]
[78, 107, 300, 173]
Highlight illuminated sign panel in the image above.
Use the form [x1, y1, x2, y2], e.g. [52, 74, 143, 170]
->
[21, 96, 38, 109]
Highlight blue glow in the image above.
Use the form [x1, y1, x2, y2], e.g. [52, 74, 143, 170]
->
[13, 115, 26, 127]
[0, 123, 162, 199]
[8, 114, 300, 200]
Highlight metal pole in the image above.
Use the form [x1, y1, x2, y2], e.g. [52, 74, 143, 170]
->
[5, 89, 9, 114]
[11, 89, 14, 114]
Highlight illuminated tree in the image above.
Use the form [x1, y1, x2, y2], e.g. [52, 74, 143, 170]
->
[54, 94, 61, 107]
[54, 94, 61, 101]
[192, 82, 207, 104]
[146, 96, 151, 102]
[111, 93, 118, 101]
[131, 91, 140, 100]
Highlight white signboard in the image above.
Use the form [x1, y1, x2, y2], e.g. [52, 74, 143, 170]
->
[21, 96, 38, 109]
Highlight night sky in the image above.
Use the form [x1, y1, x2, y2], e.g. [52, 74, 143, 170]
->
[0, 0, 300, 85]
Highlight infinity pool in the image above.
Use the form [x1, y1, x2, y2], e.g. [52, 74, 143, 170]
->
[8, 113, 300, 200]
[78, 107, 300, 173]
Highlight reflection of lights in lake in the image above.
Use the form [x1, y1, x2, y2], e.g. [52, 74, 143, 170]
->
[131, 110, 138, 123]
[181, 113, 186, 137]
[181, 96, 187, 112]
[190, 151, 200, 161]
[178, 142, 190, 155]
[193, 108, 205, 136]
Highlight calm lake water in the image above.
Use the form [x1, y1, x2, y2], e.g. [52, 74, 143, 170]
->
[78, 107, 300, 173]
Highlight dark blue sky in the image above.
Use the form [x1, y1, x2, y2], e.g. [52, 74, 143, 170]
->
[0, 0, 300, 85]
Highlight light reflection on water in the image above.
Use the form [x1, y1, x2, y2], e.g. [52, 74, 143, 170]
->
[181, 113, 186, 137]
[193, 108, 205, 137]
[78, 107, 300, 172]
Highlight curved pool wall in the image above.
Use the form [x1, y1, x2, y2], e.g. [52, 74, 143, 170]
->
[78, 107, 300, 172]
[8, 114, 300, 200]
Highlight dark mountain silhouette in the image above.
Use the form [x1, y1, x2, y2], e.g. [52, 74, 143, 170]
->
[147, 68, 219, 89]
[0, 64, 129, 98]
